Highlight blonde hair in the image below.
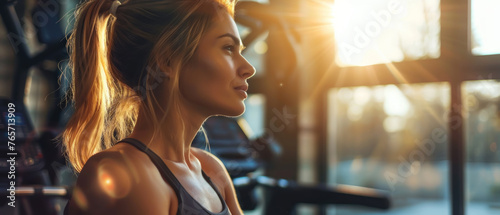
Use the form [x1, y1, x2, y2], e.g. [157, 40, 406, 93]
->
[61, 0, 235, 172]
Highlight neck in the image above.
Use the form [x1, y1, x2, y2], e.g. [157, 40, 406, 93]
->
[129, 102, 208, 166]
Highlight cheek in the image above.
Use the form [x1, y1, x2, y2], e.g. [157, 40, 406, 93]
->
[180, 55, 233, 99]
[196, 56, 234, 87]
[200, 58, 223, 81]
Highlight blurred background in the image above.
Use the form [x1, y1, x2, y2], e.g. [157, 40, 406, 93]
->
[0, 0, 499, 214]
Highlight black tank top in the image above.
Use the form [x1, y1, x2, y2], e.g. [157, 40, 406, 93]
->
[63, 138, 230, 215]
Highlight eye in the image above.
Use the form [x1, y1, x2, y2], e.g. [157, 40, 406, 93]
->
[224, 45, 236, 54]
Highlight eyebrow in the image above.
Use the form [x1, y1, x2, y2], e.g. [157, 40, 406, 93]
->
[217, 33, 246, 52]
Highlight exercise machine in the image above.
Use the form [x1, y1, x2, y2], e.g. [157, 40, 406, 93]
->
[192, 116, 391, 215]
[0, 1, 390, 214]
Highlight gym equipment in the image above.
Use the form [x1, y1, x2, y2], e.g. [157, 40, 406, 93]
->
[0, 0, 70, 214]
[0, 0, 67, 102]
[0, 0, 391, 214]
[193, 116, 391, 214]
[0, 98, 60, 215]
[0, 186, 72, 199]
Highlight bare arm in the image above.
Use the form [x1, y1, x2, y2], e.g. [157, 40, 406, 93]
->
[66, 151, 172, 215]
[222, 173, 244, 215]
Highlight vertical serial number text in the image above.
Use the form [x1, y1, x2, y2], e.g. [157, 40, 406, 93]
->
[6, 102, 17, 207]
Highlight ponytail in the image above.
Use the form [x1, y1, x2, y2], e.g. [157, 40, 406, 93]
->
[61, 0, 138, 172]
[60, 0, 236, 173]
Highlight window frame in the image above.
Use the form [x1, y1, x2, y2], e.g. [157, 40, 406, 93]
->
[314, 0, 500, 215]
[241, 0, 499, 214]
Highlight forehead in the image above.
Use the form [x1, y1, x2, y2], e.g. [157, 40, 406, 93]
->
[204, 11, 240, 40]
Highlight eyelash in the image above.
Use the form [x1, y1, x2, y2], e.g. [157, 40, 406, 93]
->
[224, 45, 236, 54]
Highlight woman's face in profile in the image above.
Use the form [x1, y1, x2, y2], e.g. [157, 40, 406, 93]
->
[179, 10, 255, 117]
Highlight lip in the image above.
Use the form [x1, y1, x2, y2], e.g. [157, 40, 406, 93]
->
[234, 84, 248, 99]
[235, 89, 248, 99]
[234, 84, 248, 92]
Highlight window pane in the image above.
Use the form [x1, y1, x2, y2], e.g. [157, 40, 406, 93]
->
[470, 0, 500, 55]
[327, 83, 450, 214]
[331, 0, 441, 66]
[242, 94, 266, 139]
[463, 80, 500, 215]
[237, 24, 268, 77]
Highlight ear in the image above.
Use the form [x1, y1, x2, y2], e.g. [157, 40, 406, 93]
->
[145, 64, 170, 85]
[161, 67, 171, 81]
[161, 60, 173, 80]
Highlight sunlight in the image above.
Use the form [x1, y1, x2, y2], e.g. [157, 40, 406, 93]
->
[97, 158, 132, 199]
[329, 0, 440, 66]
[383, 85, 410, 116]
[73, 187, 88, 211]
[471, 0, 500, 55]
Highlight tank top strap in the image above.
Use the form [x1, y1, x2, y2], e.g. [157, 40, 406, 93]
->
[201, 171, 220, 195]
[118, 138, 230, 215]
[201, 170, 226, 205]
[118, 138, 184, 191]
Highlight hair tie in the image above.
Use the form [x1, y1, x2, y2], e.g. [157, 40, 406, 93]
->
[110, 0, 121, 16]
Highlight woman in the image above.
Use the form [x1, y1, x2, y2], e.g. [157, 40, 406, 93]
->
[61, 0, 255, 214]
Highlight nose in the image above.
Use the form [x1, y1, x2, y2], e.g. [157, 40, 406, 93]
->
[239, 56, 256, 79]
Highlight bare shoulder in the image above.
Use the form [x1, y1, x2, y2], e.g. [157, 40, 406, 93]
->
[67, 144, 176, 215]
[191, 148, 226, 171]
[191, 148, 244, 215]
[191, 148, 230, 185]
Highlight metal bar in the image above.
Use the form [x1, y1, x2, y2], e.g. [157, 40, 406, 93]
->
[0, 2, 31, 101]
[317, 90, 328, 215]
[449, 81, 465, 215]
[3, 186, 70, 197]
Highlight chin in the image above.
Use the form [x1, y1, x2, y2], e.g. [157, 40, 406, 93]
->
[220, 104, 245, 117]
[226, 108, 245, 117]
